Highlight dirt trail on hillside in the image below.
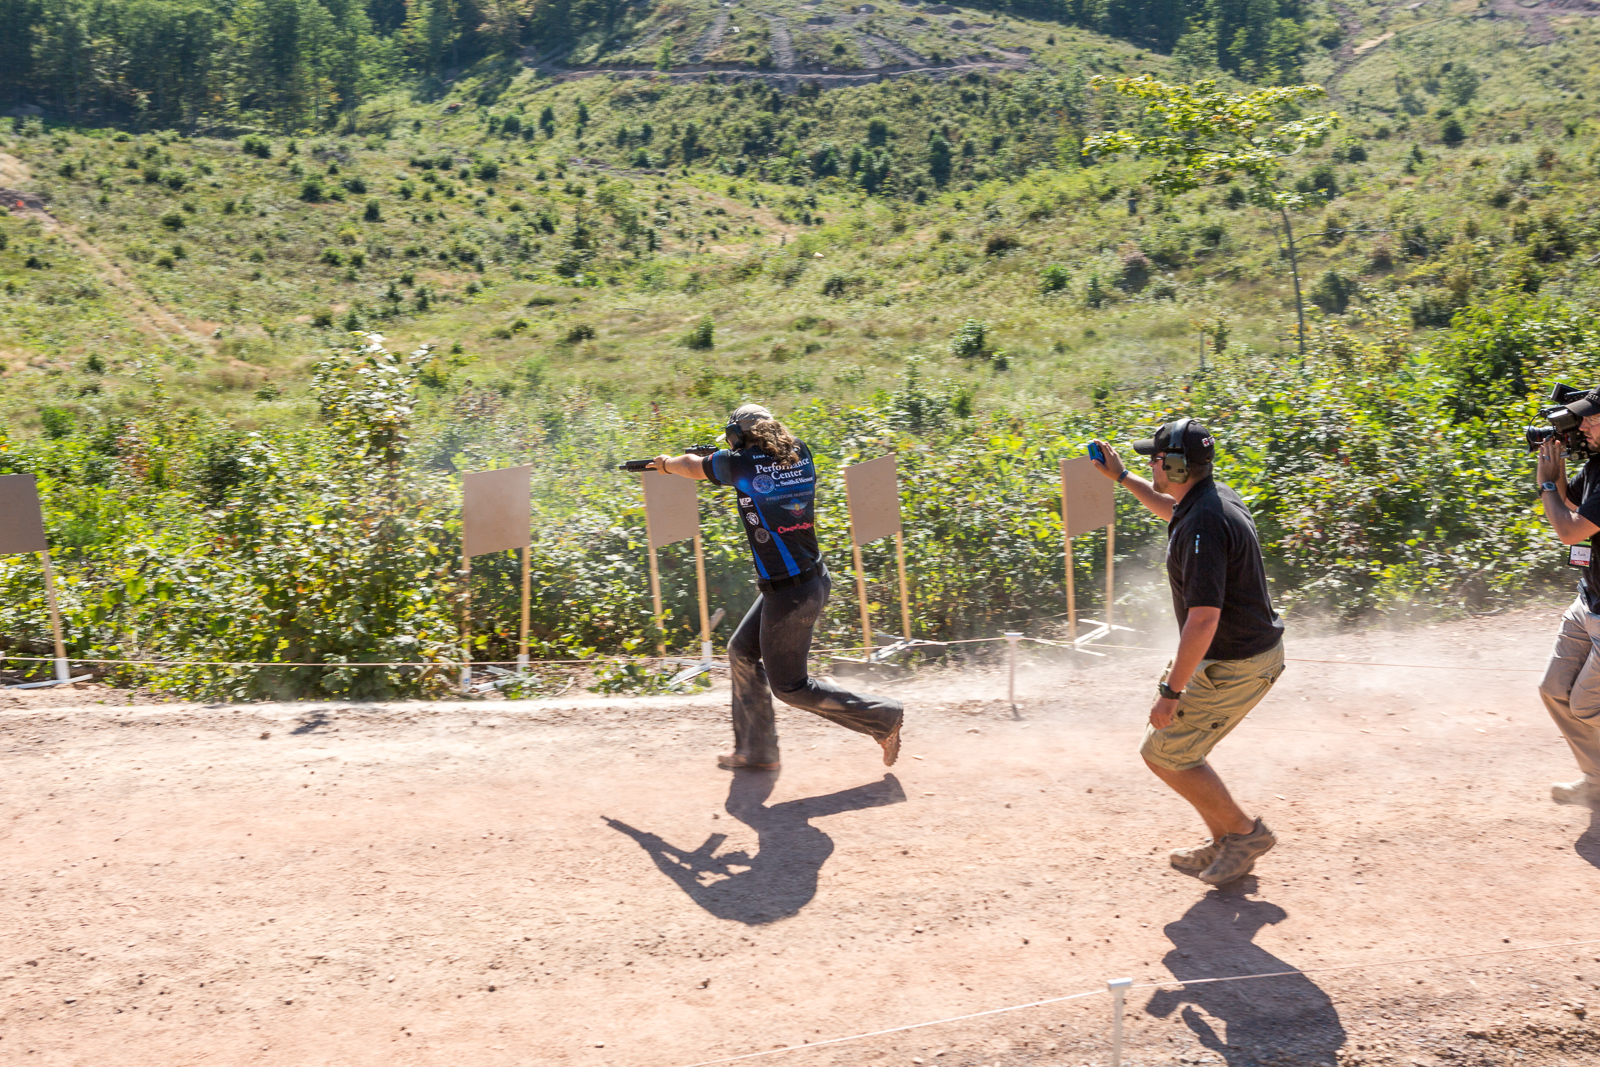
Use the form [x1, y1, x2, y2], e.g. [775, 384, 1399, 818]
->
[0, 151, 215, 354]
[7, 608, 1600, 1067]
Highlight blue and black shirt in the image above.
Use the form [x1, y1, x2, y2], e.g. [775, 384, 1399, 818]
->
[702, 443, 821, 585]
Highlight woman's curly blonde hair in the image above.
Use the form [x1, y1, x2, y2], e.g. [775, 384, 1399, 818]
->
[731, 404, 801, 465]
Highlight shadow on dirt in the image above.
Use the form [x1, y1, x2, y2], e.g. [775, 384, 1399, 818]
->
[604, 771, 905, 925]
[1574, 810, 1600, 870]
[290, 711, 332, 735]
[1145, 881, 1346, 1066]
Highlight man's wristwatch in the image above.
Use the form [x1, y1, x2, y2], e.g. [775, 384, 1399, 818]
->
[1542, 481, 1560, 494]
[1158, 681, 1183, 701]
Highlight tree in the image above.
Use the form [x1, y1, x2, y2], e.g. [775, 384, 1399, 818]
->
[1086, 74, 1339, 357]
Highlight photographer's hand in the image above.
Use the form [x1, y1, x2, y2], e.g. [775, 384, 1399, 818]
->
[1538, 437, 1566, 488]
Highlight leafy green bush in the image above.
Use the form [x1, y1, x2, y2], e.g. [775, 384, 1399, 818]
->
[683, 315, 714, 350]
[1310, 270, 1357, 314]
[1040, 263, 1071, 293]
[948, 319, 989, 360]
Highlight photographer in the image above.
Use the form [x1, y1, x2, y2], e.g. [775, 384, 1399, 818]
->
[1535, 411, 1600, 809]
[650, 404, 904, 772]
[1092, 419, 1286, 886]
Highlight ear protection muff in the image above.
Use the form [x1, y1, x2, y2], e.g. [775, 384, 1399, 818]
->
[724, 419, 746, 450]
[1161, 417, 1193, 484]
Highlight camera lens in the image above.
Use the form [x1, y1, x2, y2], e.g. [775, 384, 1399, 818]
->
[1527, 425, 1557, 450]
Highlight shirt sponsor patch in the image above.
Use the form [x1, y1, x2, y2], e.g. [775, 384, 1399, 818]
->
[739, 496, 753, 506]
[745, 512, 760, 525]
[754, 528, 771, 543]
[752, 474, 775, 493]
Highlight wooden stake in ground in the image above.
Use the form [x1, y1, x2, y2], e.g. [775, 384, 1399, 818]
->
[1060, 457, 1116, 640]
[639, 472, 702, 660]
[460, 465, 534, 690]
[842, 455, 910, 652]
[0, 474, 69, 683]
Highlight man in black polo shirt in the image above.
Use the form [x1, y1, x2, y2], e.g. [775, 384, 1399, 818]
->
[1092, 419, 1286, 885]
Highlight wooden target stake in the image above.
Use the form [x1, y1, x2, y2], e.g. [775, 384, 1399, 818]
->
[459, 551, 473, 690]
[851, 533, 874, 655]
[894, 529, 912, 641]
[647, 539, 666, 657]
[519, 544, 532, 672]
[693, 530, 712, 663]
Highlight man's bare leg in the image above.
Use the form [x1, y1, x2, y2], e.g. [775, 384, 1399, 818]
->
[1144, 758, 1254, 840]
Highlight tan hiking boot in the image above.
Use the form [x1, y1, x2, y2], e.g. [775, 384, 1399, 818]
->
[1199, 818, 1277, 885]
[1552, 778, 1600, 809]
[879, 716, 902, 767]
[1169, 838, 1221, 876]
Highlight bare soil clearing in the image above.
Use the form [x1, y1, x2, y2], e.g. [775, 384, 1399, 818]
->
[7, 609, 1600, 1066]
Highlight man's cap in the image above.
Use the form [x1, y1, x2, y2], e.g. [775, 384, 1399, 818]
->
[728, 403, 774, 428]
[1132, 419, 1216, 464]
[1568, 391, 1600, 420]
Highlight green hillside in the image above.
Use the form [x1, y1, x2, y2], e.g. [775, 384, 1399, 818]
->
[2, 0, 1599, 694]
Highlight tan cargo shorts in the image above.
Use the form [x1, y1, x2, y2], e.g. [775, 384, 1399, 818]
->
[1140, 641, 1286, 771]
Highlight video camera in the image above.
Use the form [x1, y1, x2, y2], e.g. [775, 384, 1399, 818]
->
[1526, 383, 1600, 456]
[617, 444, 718, 472]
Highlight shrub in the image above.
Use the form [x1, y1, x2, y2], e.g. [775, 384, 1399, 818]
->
[364, 199, 381, 222]
[1310, 270, 1358, 314]
[159, 211, 185, 231]
[682, 316, 714, 350]
[241, 135, 271, 158]
[1441, 117, 1466, 147]
[475, 160, 500, 181]
[1117, 245, 1150, 292]
[821, 272, 863, 297]
[311, 307, 334, 327]
[565, 322, 597, 343]
[948, 318, 989, 360]
[1040, 264, 1070, 293]
[343, 176, 367, 194]
[1084, 273, 1108, 308]
[1411, 287, 1459, 328]
[321, 249, 344, 266]
[39, 407, 74, 438]
[300, 179, 324, 202]
[984, 231, 1021, 256]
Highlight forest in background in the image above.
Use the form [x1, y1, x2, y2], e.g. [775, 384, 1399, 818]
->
[0, 0, 1321, 132]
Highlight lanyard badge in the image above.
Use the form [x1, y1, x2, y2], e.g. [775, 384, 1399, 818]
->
[1571, 544, 1593, 568]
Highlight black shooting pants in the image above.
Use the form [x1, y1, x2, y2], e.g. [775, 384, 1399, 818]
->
[727, 569, 903, 764]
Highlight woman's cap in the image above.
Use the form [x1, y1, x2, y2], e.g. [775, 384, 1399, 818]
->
[729, 404, 774, 427]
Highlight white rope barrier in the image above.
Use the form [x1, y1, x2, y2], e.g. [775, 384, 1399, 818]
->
[662, 936, 1600, 1067]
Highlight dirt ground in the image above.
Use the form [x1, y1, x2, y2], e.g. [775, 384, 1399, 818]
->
[7, 608, 1600, 1067]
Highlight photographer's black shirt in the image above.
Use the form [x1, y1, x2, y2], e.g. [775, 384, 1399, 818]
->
[703, 443, 821, 583]
[1565, 456, 1600, 612]
[1166, 477, 1284, 660]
